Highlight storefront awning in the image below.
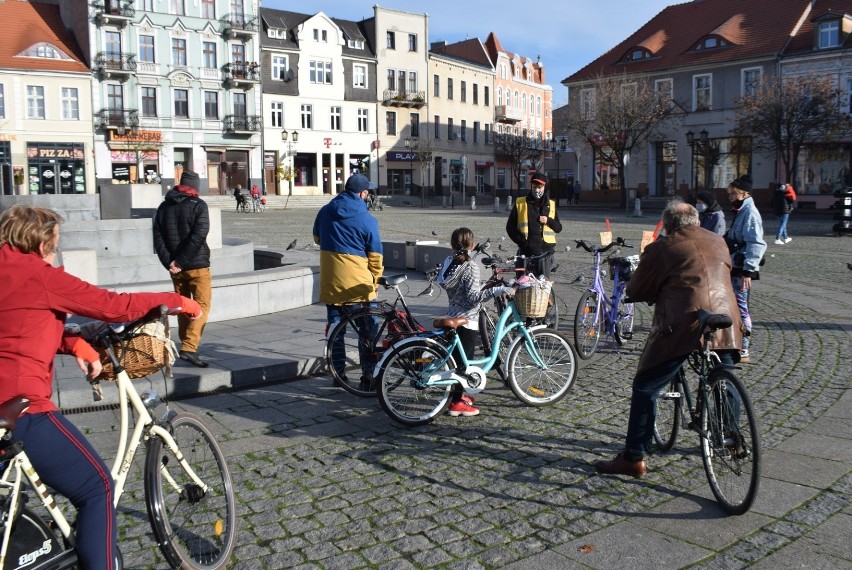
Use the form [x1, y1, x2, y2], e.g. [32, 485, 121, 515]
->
[201, 146, 227, 152]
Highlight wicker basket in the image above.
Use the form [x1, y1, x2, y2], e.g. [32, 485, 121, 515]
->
[96, 333, 169, 381]
[515, 281, 552, 318]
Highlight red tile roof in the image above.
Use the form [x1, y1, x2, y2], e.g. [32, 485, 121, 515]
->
[484, 31, 546, 85]
[0, 1, 87, 73]
[782, 0, 852, 55]
[565, 0, 813, 83]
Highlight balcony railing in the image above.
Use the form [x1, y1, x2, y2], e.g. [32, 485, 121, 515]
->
[224, 115, 262, 133]
[95, 52, 137, 78]
[223, 62, 260, 85]
[495, 105, 524, 123]
[382, 90, 426, 108]
[95, 1, 135, 24]
[220, 13, 258, 37]
[95, 108, 139, 131]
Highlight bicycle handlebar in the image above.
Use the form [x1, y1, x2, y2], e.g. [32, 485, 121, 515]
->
[574, 237, 631, 253]
[90, 304, 171, 348]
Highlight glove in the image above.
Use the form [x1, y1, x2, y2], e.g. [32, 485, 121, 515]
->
[179, 296, 203, 319]
[71, 337, 103, 380]
[501, 286, 517, 297]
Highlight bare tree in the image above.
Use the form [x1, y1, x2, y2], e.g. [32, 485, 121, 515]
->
[562, 74, 680, 208]
[493, 129, 544, 196]
[411, 136, 437, 206]
[734, 73, 851, 186]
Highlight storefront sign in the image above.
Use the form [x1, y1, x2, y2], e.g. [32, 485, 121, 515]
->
[27, 146, 84, 160]
[323, 138, 343, 148]
[112, 164, 131, 182]
[474, 161, 495, 167]
[264, 153, 276, 167]
[111, 150, 157, 162]
[0, 134, 16, 142]
[388, 151, 417, 161]
[109, 130, 162, 143]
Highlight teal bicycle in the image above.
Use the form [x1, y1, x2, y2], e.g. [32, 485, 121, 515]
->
[374, 284, 579, 426]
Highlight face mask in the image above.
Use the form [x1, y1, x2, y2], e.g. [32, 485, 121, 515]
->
[531, 188, 544, 199]
[696, 203, 707, 212]
[731, 199, 744, 209]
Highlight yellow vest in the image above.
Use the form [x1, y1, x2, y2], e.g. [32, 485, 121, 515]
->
[516, 197, 557, 244]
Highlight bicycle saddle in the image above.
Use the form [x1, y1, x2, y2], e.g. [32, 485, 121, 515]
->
[433, 316, 469, 330]
[378, 274, 407, 287]
[0, 397, 30, 432]
[696, 309, 733, 332]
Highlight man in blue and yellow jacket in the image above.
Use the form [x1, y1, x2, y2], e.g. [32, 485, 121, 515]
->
[506, 171, 562, 277]
[313, 173, 384, 325]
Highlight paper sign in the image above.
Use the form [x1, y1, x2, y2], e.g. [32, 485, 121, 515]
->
[600, 231, 612, 246]
[640, 231, 655, 252]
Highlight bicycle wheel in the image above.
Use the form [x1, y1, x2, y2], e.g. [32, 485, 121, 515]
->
[613, 295, 635, 345]
[506, 328, 578, 406]
[377, 340, 455, 426]
[573, 290, 602, 359]
[326, 308, 394, 397]
[144, 413, 236, 569]
[700, 369, 761, 515]
[653, 369, 683, 452]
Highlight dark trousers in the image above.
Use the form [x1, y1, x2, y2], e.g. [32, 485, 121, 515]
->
[14, 412, 116, 570]
[451, 326, 479, 401]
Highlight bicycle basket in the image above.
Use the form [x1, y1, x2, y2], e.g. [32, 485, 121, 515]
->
[95, 322, 177, 381]
[608, 255, 640, 281]
[514, 281, 552, 318]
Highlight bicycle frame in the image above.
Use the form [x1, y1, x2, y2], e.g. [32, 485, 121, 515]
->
[0, 357, 209, 566]
[583, 249, 629, 338]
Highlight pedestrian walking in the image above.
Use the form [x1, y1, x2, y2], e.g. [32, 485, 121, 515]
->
[594, 200, 741, 478]
[565, 180, 576, 206]
[773, 183, 797, 244]
[724, 174, 767, 362]
[696, 191, 726, 235]
[153, 170, 212, 367]
[506, 171, 562, 278]
[573, 180, 581, 204]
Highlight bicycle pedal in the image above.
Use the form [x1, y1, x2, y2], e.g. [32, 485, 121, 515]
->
[660, 392, 681, 400]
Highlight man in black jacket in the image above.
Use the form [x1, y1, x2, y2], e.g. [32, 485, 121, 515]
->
[505, 171, 562, 277]
[153, 171, 211, 367]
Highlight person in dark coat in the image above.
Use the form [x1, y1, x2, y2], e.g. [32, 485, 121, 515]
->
[153, 170, 212, 367]
[696, 191, 725, 235]
[506, 171, 562, 278]
[594, 200, 742, 478]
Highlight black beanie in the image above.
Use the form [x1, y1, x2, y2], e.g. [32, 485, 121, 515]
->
[180, 171, 200, 190]
[732, 174, 752, 193]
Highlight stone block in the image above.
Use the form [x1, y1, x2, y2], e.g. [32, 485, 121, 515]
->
[58, 249, 98, 284]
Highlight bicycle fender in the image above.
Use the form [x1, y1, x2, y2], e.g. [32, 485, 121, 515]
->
[372, 335, 449, 379]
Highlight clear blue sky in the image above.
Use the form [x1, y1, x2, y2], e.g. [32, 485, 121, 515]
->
[261, 0, 676, 106]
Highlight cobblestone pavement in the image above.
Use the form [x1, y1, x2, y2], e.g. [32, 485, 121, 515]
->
[63, 205, 849, 568]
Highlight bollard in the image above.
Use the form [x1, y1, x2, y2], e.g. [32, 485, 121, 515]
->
[505, 196, 513, 212]
[470, 195, 476, 210]
[442, 195, 447, 208]
[634, 197, 642, 217]
[493, 197, 501, 212]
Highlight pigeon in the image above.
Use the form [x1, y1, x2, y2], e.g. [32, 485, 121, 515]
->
[848, 262, 852, 271]
[498, 244, 506, 251]
[418, 283, 435, 297]
[571, 275, 585, 284]
[551, 264, 559, 273]
[565, 245, 571, 252]
[286, 239, 297, 250]
[500, 236, 506, 241]
[431, 230, 438, 236]
[481, 238, 491, 251]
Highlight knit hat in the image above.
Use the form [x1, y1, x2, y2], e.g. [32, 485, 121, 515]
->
[530, 171, 548, 185]
[731, 174, 753, 193]
[345, 173, 370, 193]
[696, 191, 719, 210]
[180, 170, 200, 190]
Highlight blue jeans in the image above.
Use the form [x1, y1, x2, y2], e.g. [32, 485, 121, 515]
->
[776, 213, 790, 240]
[625, 356, 688, 459]
[327, 303, 379, 380]
[731, 276, 751, 349]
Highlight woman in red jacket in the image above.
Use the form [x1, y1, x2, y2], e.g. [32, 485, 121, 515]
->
[0, 205, 202, 570]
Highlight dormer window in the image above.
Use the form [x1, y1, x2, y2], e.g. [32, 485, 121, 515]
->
[267, 28, 286, 40]
[18, 42, 72, 60]
[623, 47, 652, 62]
[818, 20, 840, 48]
[347, 39, 364, 49]
[695, 36, 728, 51]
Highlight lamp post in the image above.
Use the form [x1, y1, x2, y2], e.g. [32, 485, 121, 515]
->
[281, 130, 298, 195]
[404, 137, 415, 197]
[550, 137, 567, 203]
[685, 129, 709, 199]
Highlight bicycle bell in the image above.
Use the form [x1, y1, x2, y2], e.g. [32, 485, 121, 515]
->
[140, 389, 161, 409]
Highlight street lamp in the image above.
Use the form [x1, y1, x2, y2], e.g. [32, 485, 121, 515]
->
[550, 137, 568, 203]
[404, 137, 415, 197]
[281, 130, 299, 195]
[686, 129, 709, 199]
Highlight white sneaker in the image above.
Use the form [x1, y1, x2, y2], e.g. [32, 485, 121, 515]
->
[774, 239, 784, 245]
[784, 237, 792, 243]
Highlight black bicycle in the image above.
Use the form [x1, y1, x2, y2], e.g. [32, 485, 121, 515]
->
[653, 309, 761, 515]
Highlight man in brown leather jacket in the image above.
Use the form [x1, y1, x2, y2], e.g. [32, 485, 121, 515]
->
[595, 201, 741, 478]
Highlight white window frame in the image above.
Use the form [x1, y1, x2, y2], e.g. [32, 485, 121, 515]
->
[270, 101, 283, 127]
[357, 108, 369, 132]
[171, 38, 187, 66]
[655, 78, 673, 104]
[353, 64, 367, 88]
[408, 71, 417, 94]
[330, 106, 341, 131]
[580, 88, 595, 118]
[202, 41, 217, 69]
[271, 55, 288, 81]
[27, 85, 45, 119]
[61, 87, 79, 120]
[201, 0, 215, 19]
[309, 60, 332, 85]
[742, 67, 762, 98]
[141, 86, 157, 117]
[139, 35, 155, 63]
[203, 90, 218, 119]
[170, 0, 185, 16]
[0, 84, 5, 118]
[819, 21, 840, 49]
[693, 73, 712, 111]
[301, 104, 312, 129]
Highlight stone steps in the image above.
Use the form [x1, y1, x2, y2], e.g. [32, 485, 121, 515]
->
[202, 194, 333, 210]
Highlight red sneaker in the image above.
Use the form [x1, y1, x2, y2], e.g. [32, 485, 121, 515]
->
[460, 394, 475, 406]
[448, 401, 480, 417]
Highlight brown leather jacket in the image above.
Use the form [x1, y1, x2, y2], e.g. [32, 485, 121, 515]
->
[626, 225, 742, 374]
